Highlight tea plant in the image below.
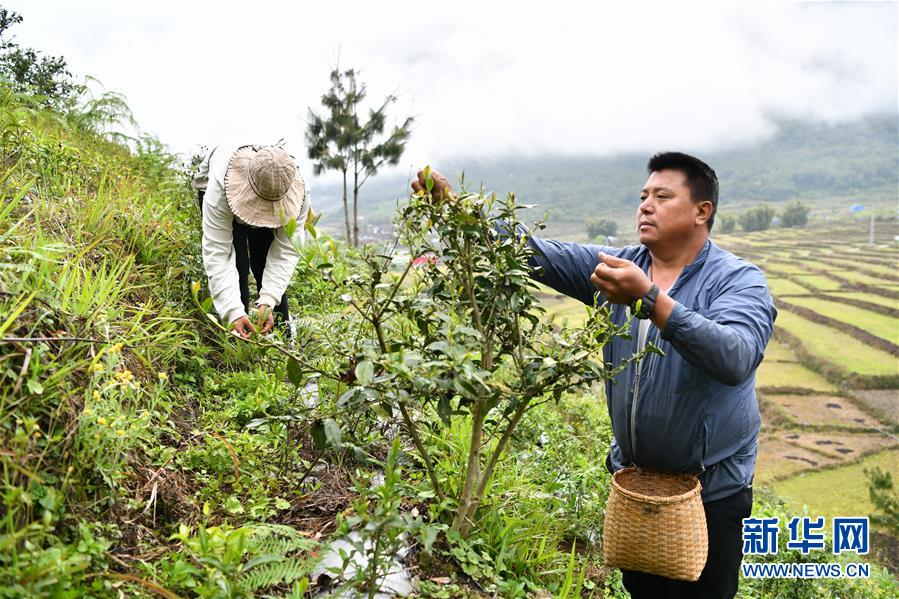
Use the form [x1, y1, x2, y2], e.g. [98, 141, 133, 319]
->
[194, 176, 655, 540]
[330, 179, 654, 535]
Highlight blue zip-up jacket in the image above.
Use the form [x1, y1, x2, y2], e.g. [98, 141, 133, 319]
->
[527, 236, 777, 502]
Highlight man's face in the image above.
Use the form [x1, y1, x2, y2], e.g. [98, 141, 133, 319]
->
[637, 169, 706, 248]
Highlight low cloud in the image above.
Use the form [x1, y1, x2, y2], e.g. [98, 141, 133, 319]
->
[7, 0, 896, 177]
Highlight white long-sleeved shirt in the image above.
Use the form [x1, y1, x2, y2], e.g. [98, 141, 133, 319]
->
[196, 145, 310, 325]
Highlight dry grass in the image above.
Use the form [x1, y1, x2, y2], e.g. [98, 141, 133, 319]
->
[850, 389, 899, 425]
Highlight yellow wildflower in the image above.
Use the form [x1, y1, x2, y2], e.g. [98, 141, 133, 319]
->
[116, 429, 126, 437]
[110, 342, 124, 353]
[157, 372, 168, 381]
[92, 390, 101, 400]
[97, 417, 107, 426]
[91, 363, 104, 373]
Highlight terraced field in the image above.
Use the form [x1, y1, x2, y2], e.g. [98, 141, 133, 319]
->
[718, 221, 898, 526]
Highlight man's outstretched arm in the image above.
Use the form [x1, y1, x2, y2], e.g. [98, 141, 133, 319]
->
[412, 167, 614, 305]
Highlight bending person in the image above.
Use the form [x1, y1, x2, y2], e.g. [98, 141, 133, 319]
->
[193, 144, 311, 338]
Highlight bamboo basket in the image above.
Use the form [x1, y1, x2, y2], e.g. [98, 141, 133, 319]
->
[602, 467, 708, 581]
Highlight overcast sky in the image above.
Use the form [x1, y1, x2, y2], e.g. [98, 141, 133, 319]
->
[5, 0, 897, 178]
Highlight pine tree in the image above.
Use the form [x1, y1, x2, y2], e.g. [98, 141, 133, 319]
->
[306, 68, 413, 246]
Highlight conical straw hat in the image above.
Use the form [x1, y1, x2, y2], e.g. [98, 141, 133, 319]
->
[224, 145, 307, 228]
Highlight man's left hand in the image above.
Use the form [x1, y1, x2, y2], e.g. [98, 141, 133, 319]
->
[256, 304, 275, 334]
[590, 253, 652, 304]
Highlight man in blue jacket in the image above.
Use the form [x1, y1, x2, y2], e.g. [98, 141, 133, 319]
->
[413, 152, 777, 599]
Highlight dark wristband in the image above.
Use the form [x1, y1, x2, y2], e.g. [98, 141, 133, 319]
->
[631, 283, 660, 319]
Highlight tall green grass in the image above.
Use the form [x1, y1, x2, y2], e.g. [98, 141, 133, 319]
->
[0, 83, 204, 594]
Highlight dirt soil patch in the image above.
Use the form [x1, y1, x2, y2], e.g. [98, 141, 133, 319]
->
[850, 389, 899, 425]
[779, 431, 895, 460]
[765, 394, 884, 429]
[756, 434, 840, 482]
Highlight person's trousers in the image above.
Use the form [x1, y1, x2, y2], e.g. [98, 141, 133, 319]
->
[620, 485, 753, 599]
[198, 191, 290, 325]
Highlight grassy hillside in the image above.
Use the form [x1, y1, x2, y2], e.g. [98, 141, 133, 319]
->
[2, 86, 896, 597]
[313, 114, 897, 239]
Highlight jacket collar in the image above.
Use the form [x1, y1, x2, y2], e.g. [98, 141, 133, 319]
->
[636, 239, 712, 294]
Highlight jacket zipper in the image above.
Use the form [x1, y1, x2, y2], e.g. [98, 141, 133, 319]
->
[630, 362, 640, 460]
[629, 321, 654, 460]
[628, 303, 664, 461]
[626, 246, 709, 467]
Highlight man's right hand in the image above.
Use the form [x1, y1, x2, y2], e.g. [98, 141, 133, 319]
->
[411, 168, 453, 200]
[230, 315, 257, 339]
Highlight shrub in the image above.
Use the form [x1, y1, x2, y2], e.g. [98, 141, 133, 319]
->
[740, 205, 775, 232]
[781, 200, 811, 228]
[586, 217, 618, 240]
[717, 213, 737, 234]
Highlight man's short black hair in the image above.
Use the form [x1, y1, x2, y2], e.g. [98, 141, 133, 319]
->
[647, 152, 719, 231]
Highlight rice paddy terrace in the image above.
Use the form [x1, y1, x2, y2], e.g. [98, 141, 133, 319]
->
[718, 220, 898, 520]
[536, 220, 899, 520]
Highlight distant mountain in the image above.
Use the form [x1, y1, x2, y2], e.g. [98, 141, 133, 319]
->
[311, 114, 897, 240]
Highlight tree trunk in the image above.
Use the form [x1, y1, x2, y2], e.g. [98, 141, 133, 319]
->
[451, 400, 485, 535]
[353, 168, 359, 247]
[342, 168, 351, 244]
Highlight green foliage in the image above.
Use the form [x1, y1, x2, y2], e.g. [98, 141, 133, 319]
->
[326, 182, 652, 535]
[866, 467, 899, 536]
[306, 66, 414, 246]
[325, 437, 438, 596]
[740, 204, 775, 232]
[432, 392, 615, 593]
[0, 521, 114, 597]
[586, 217, 618, 240]
[717, 213, 736, 234]
[781, 200, 811, 228]
[0, 75, 202, 595]
[66, 79, 136, 141]
[0, 7, 75, 107]
[164, 522, 317, 597]
[2, 44, 896, 597]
